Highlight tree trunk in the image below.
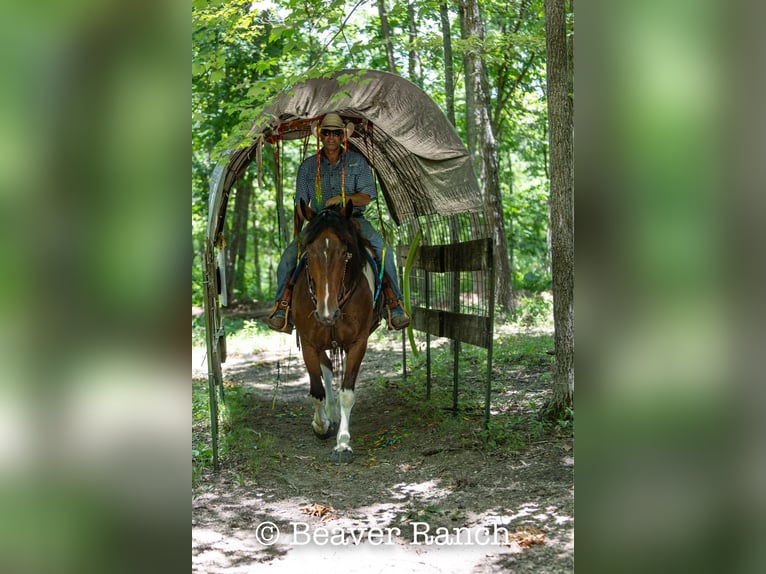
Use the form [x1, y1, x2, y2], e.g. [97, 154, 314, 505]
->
[459, 0, 514, 313]
[226, 178, 251, 300]
[440, 3, 456, 126]
[544, 0, 574, 415]
[377, 0, 397, 74]
[274, 145, 290, 248]
[458, 7, 475, 157]
[251, 196, 261, 298]
[507, 152, 515, 314]
[407, 1, 422, 86]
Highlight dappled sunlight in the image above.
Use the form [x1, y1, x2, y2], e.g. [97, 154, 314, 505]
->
[390, 479, 453, 502]
[193, 314, 572, 572]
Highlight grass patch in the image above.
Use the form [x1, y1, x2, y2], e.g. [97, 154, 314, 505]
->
[366, 327, 570, 454]
[513, 292, 554, 328]
[193, 379, 283, 487]
[192, 316, 272, 348]
[192, 379, 213, 486]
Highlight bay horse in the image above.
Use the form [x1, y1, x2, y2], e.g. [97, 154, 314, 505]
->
[292, 199, 380, 463]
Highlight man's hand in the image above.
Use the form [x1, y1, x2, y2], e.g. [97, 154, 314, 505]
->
[325, 193, 371, 208]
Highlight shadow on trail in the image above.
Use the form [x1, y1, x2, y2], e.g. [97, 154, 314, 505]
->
[193, 332, 574, 573]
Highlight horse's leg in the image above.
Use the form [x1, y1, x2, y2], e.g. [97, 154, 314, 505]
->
[302, 344, 334, 439]
[320, 352, 340, 426]
[331, 339, 368, 463]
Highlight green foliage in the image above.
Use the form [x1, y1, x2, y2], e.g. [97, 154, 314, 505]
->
[513, 292, 554, 328]
[193, 378, 282, 484]
[365, 318, 561, 453]
[192, 379, 214, 484]
[480, 416, 534, 451]
[192, 0, 557, 305]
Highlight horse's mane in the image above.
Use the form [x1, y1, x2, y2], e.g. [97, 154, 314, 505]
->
[302, 207, 370, 279]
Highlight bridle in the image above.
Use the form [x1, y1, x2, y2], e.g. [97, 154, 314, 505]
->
[305, 244, 359, 310]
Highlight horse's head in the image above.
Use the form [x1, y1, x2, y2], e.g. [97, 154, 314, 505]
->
[299, 199, 363, 326]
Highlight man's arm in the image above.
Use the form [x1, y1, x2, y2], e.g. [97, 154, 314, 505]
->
[294, 161, 313, 222]
[295, 162, 312, 206]
[324, 192, 371, 208]
[353, 154, 377, 200]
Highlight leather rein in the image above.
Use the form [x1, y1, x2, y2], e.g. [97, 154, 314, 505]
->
[305, 249, 360, 311]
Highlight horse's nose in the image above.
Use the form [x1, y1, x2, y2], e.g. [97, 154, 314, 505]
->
[313, 309, 339, 326]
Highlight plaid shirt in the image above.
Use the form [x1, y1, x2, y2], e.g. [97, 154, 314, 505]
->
[295, 149, 376, 215]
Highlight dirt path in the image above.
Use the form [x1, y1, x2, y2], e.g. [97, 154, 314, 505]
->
[192, 329, 574, 573]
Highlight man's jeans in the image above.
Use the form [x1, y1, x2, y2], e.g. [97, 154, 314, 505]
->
[274, 216, 403, 302]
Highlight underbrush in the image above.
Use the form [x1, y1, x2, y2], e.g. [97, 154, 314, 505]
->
[385, 330, 570, 453]
[193, 379, 280, 487]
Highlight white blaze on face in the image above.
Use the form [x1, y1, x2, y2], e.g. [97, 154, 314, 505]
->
[323, 238, 330, 316]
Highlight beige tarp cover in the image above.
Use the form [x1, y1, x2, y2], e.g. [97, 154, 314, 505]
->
[208, 69, 481, 237]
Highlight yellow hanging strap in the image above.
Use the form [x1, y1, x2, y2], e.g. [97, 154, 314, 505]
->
[314, 128, 322, 209]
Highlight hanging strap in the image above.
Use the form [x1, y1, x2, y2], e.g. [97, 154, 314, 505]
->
[314, 131, 322, 209]
[364, 123, 388, 282]
[340, 129, 347, 208]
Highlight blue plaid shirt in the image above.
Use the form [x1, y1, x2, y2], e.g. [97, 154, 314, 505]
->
[295, 149, 376, 215]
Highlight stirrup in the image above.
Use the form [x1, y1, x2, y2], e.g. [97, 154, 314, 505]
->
[267, 301, 293, 333]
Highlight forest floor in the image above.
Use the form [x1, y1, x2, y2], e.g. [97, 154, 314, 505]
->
[192, 300, 573, 573]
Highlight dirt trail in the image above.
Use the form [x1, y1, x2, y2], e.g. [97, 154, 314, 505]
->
[192, 329, 573, 573]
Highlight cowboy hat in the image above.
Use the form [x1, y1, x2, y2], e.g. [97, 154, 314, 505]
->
[313, 112, 354, 138]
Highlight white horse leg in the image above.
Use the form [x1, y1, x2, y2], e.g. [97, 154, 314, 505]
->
[321, 363, 340, 424]
[332, 389, 355, 463]
[311, 396, 332, 438]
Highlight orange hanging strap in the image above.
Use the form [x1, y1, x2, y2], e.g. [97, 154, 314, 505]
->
[340, 127, 347, 208]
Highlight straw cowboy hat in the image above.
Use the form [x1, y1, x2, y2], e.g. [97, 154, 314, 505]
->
[314, 113, 354, 138]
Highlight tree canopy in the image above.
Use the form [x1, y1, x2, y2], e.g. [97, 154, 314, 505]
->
[192, 0, 562, 309]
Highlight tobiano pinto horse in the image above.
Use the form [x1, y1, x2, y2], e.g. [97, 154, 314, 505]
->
[292, 199, 381, 463]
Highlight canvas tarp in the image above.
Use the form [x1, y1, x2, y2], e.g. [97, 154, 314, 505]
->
[207, 69, 482, 239]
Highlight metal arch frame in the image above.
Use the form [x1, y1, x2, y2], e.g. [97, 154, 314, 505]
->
[200, 70, 497, 470]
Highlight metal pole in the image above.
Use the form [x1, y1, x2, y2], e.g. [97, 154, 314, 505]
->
[425, 273, 431, 400]
[485, 240, 495, 428]
[452, 330, 459, 415]
[202, 244, 220, 471]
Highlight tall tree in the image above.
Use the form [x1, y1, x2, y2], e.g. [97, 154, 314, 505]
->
[251, 205, 262, 298]
[225, 178, 252, 300]
[459, 0, 514, 311]
[439, 3, 456, 126]
[407, 1, 422, 86]
[544, 0, 574, 414]
[377, 0, 397, 73]
[459, 6, 476, 156]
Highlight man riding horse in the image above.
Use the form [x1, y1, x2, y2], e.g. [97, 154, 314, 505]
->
[268, 112, 410, 333]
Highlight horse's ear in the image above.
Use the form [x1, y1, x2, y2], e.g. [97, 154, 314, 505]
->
[299, 198, 315, 222]
[343, 199, 354, 220]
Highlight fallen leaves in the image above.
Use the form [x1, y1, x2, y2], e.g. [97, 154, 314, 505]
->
[300, 503, 338, 522]
[506, 526, 546, 548]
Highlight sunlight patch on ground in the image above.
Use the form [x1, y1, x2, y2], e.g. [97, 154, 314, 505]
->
[390, 479, 452, 501]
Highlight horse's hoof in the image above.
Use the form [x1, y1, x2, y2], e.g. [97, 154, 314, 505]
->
[331, 448, 353, 464]
[313, 422, 337, 440]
